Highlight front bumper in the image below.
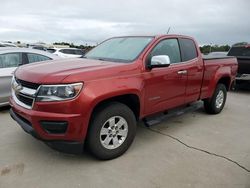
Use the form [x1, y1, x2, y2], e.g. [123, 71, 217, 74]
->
[9, 108, 84, 154]
[9, 76, 95, 154]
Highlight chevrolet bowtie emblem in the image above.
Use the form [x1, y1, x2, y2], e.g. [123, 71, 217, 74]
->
[12, 80, 23, 93]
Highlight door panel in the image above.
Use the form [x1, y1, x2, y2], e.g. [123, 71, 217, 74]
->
[184, 59, 203, 103]
[144, 63, 187, 115]
[143, 38, 188, 115]
[178, 38, 204, 103]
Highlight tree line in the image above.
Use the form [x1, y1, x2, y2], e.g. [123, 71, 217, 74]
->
[199, 45, 231, 54]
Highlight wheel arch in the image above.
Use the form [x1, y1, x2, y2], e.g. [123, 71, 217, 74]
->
[217, 76, 231, 91]
[90, 93, 141, 122]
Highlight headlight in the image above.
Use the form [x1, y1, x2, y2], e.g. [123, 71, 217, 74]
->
[36, 83, 83, 102]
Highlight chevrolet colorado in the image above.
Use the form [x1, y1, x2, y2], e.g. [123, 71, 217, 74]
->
[9, 35, 238, 160]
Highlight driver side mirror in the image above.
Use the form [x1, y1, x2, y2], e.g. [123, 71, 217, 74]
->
[148, 55, 171, 69]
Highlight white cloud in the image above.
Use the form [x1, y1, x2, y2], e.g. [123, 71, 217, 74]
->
[0, 0, 249, 45]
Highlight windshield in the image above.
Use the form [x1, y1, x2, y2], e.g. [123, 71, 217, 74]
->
[85, 37, 153, 62]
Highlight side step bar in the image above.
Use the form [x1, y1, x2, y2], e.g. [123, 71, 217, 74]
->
[143, 102, 203, 127]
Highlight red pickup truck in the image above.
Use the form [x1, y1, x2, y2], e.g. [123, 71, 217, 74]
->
[9, 35, 238, 159]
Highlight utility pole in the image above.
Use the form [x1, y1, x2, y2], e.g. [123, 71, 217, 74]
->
[209, 43, 212, 53]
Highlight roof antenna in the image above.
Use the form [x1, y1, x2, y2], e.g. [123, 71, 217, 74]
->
[167, 27, 171, 34]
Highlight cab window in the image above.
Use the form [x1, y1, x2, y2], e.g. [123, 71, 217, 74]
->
[179, 38, 198, 61]
[150, 39, 181, 64]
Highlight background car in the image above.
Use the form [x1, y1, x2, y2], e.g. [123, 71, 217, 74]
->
[0, 48, 60, 107]
[51, 48, 85, 58]
[207, 51, 228, 57]
[30, 45, 47, 51]
[0, 42, 17, 47]
[227, 43, 250, 89]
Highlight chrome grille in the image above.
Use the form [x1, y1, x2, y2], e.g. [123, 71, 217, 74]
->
[16, 93, 34, 107]
[12, 77, 39, 109]
[16, 78, 40, 90]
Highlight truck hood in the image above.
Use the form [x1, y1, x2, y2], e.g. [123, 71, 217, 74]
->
[15, 58, 128, 84]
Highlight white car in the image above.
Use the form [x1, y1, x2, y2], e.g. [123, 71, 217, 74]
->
[0, 42, 17, 47]
[50, 48, 85, 58]
[207, 51, 228, 57]
[0, 48, 60, 107]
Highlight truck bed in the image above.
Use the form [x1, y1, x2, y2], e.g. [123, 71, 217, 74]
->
[200, 56, 238, 99]
[202, 55, 235, 60]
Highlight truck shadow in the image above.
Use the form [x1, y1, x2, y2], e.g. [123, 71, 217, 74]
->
[233, 83, 250, 93]
[0, 106, 10, 113]
[8, 100, 230, 165]
[16, 104, 207, 163]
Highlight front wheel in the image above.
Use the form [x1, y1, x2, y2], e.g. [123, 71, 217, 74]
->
[204, 84, 227, 114]
[86, 102, 137, 160]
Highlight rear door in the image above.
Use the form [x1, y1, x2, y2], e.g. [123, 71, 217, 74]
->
[178, 38, 203, 103]
[144, 38, 188, 115]
[0, 53, 21, 104]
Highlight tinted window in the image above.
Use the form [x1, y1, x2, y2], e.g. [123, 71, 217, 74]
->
[0, 53, 20, 68]
[32, 46, 46, 51]
[59, 49, 65, 53]
[59, 49, 66, 53]
[228, 47, 250, 57]
[27, 53, 51, 63]
[150, 39, 181, 64]
[60, 49, 75, 54]
[74, 49, 85, 55]
[179, 38, 198, 61]
[66, 49, 74, 54]
[47, 49, 56, 53]
[85, 37, 153, 62]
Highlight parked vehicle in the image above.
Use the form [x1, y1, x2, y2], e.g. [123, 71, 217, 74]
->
[30, 46, 47, 51]
[207, 51, 228, 57]
[9, 35, 237, 160]
[0, 42, 17, 47]
[51, 48, 85, 58]
[46, 48, 56, 53]
[227, 43, 250, 87]
[0, 48, 60, 107]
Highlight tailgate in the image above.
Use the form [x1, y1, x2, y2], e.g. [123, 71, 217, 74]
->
[237, 58, 250, 75]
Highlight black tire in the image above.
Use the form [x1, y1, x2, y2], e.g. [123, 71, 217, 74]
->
[86, 102, 137, 160]
[204, 84, 227, 114]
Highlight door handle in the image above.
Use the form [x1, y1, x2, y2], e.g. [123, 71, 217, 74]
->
[177, 70, 187, 75]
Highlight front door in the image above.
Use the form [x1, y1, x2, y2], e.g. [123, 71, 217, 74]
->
[143, 38, 188, 115]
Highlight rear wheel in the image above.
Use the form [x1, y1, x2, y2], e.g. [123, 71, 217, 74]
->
[86, 102, 136, 160]
[204, 84, 227, 114]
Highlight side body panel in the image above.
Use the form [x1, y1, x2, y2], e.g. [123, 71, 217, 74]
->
[200, 58, 238, 99]
[142, 63, 187, 116]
